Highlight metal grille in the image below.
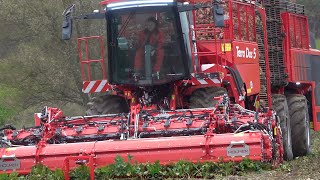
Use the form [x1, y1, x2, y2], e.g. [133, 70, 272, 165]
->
[263, 0, 288, 87]
[288, 14, 309, 49]
[279, 0, 305, 15]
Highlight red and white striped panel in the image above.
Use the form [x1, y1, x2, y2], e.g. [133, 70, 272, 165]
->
[191, 73, 221, 85]
[191, 64, 222, 85]
[201, 64, 216, 72]
[82, 80, 110, 93]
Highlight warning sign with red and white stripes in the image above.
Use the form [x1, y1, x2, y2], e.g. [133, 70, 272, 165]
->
[82, 80, 110, 93]
[190, 64, 222, 85]
[190, 73, 221, 85]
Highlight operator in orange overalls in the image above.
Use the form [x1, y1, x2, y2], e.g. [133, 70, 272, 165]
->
[134, 17, 164, 74]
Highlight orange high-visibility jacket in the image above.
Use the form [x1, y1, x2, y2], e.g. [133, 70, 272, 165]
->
[134, 30, 164, 72]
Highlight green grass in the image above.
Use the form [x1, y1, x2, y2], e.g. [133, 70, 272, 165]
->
[0, 86, 20, 125]
[316, 39, 320, 49]
[0, 105, 15, 125]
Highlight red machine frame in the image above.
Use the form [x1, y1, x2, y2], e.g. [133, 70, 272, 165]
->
[282, 11, 320, 130]
[0, 97, 282, 179]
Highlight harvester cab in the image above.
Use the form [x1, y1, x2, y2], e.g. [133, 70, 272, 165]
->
[106, 1, 190, 86]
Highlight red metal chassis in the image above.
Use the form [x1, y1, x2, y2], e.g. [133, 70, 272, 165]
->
[0, 99, 283, 179]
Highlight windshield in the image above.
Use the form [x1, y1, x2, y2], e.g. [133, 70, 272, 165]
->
[107, 6, 188, 86]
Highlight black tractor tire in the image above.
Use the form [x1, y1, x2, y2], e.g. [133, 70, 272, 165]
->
[272, 94, 294, 161]
[86, 95, 129, 115]
[189, 87, 227, 108]
[287, 94, 311, 157]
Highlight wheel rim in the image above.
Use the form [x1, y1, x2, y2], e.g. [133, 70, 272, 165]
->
[305, 112, 311, 149]
[286, 116, 292, 149]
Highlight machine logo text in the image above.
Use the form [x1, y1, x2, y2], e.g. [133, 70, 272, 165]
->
[236, 46, 257, 59]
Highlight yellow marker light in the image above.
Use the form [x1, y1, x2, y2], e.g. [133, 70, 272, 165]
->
[254, 100, 260, 110]
[221, 43, 232, 52]
[310, 122, 314, 129]
[5, 148, 16, 152]
[234, 133, 244, 137]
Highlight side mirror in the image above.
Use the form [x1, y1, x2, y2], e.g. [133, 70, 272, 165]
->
[212, 2, 225, 27]
[62, 4, 75, 40]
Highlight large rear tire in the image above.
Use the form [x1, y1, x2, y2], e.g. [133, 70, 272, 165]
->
[86, 95, 129, 115]
[272, 94, 293, 161]
[189, 87, 227, 108]
[287, 94, 311, 157]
